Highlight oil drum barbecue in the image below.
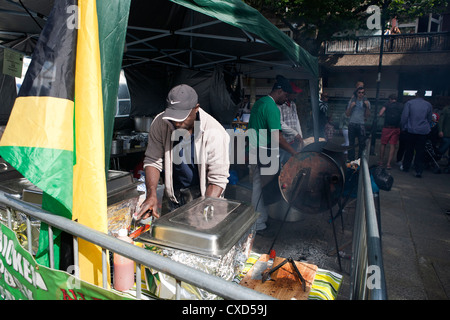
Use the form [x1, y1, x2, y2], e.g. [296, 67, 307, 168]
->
[269, 141, 350, 271]
[279, 141, 347, 214]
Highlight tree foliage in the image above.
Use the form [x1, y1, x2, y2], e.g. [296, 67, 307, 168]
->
[244, 0, 449, 54]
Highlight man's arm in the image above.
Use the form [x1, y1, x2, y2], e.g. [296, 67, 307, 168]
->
[205, 184, 224, 197]
[136, 165, 161, 219]
[204, 123, 230, 196]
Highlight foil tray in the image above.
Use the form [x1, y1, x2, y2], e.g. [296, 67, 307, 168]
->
[138, 197, 258, 258]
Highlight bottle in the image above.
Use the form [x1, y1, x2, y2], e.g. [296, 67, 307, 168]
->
[113, 229, 135, 291]
[267, 249, 276, 269]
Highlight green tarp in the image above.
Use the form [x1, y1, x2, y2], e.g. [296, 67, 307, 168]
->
[170, 0, 318, 77]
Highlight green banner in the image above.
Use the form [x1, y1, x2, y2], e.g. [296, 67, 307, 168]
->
[0, 223, 135, 300]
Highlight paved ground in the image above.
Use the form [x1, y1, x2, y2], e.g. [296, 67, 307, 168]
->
[376, 155, 450, 300]
[226, 139, 450, 300]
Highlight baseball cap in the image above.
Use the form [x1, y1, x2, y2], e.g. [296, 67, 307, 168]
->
[272, 75, 293, 93]
[162, 84, 198, 122]
[290, 82, 303, 93]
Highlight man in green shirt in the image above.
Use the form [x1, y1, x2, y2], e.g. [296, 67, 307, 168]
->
[248, 75, 297, 234]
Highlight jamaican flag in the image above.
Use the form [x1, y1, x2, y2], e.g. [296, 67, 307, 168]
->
[0, 0, 130, 286]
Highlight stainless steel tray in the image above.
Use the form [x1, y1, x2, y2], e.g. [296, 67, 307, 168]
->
[0, 170, 142, 206]
[138, 197, 257, 258]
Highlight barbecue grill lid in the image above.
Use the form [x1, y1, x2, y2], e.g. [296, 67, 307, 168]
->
[279, 149, 345, 214]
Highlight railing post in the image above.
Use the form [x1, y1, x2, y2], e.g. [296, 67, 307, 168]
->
[73, 236, 79, 278]
[350, 142, 387, 300]
[48, 225, 54, 270]
[26, 216, 32, 254]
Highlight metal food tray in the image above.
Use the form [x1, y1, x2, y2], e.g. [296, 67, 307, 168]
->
[0, 170, 142, 206]
[138, 197, 257, 258]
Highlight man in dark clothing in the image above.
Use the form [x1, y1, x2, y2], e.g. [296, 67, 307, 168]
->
[378, 94, 403, 169]
[400, 89, 433, 178]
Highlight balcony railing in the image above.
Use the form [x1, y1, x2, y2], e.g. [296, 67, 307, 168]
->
[323, 32, 450, 54]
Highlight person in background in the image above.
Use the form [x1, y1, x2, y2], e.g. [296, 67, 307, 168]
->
[378, 94, 403, 169]
[248, 75, 297, 235]
[135, 84, 230, 220]
[346, 87, 371, 160]
[278, 84, 304, 164]
[339, 111, 350, 156]
[396, 122, 408, 168]
[400, 89, 432, 178]
[324, 113, 335, 141]
[428, 113, 441, 151]
[236, 95, 251, 119]
[391, 26, 401, 34]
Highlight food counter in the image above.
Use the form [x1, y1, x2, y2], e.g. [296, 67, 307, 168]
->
[0, 169, 143, 247]
[136, 197, 258, 300]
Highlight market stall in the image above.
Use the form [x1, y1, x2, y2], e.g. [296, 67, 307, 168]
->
[0, 0, 345, 300]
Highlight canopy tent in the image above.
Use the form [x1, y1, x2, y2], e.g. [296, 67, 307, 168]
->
[0, 0, 321, 138]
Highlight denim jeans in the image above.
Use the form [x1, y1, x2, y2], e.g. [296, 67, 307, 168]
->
[348, 123, 367, 161]
[251, 164, 268, 231]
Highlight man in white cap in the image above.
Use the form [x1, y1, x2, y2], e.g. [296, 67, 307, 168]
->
[136, 84, 230, 219]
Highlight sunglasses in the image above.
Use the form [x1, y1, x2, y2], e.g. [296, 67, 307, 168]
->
[358, 91, 365, 94]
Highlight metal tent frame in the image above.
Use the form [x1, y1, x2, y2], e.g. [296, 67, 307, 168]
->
[0, 0, 321, 138]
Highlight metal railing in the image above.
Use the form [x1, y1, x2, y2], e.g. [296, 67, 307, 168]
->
[0, 142, 388, 300]
[0, 191, 274, 300]
[349, 142, 387, 300]
[324, 32, 450, 54]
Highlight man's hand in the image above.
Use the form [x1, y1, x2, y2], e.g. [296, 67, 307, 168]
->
[135, 194, 160, 220]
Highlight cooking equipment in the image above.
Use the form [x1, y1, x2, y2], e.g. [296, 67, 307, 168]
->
[129, 224, 151, 239]
[133, 116, 153, 132]
[111, 139, 123, 155]
[261, 256, 306, 291]
[279, 143, 346, 214]
[0, 170, 143, 235]
[240, 254, 318, 300]
[0, 158, 23, 181]
[138, 197, 258, 258]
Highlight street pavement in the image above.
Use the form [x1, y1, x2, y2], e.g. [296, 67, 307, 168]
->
[374, 154, 450, 300]
[226, 139, 450, 300]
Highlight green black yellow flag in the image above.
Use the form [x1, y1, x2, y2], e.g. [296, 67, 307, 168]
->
[0, 0, 130, 286]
